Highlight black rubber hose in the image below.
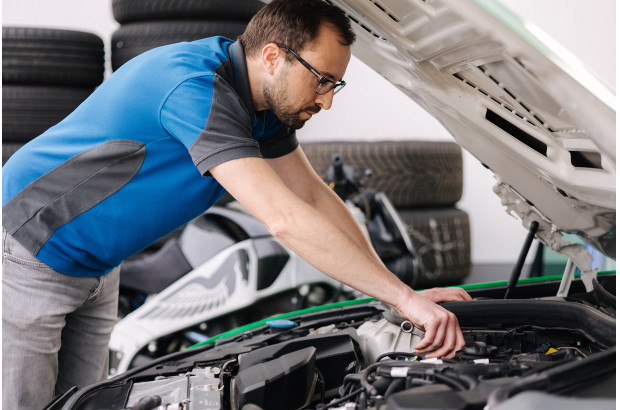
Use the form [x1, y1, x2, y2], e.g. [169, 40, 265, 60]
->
[401, 370, 469, 391]
[375, 351, 419, 362]
[385, 378, 406, 398]
[440, 299, 616, 347]
[445, 370, 478, 390]
[360, 363, 382, 395]
[592, 277, 616, 307]
[372, 363, 470, 392]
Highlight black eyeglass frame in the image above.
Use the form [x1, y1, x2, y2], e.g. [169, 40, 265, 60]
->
[275, 43, 346, 95]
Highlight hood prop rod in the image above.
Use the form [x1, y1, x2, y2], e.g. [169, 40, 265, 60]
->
[504, 221, 539, 299]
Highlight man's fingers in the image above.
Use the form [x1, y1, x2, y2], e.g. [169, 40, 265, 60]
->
[455, 320, 466, 351]
[439, 314, 465, 358]
[399, 293, 468, 358]
[442, 315, 459, 358]
[414, 311, 463, 358]
[424, 312, 457, 358]
[442, 314, 463, 358]
[414, 321, 437, 352]
[414, 311, 449, 354]
[418, 287, 472, 303]
[456, 288, 473, 300]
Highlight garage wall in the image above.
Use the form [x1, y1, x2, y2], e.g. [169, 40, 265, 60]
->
[2, 0, 615, 271]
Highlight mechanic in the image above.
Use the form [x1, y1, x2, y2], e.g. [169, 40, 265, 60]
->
[2, 0, 471, 408]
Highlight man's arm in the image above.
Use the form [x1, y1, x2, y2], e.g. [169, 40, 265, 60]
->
[266, 147, 471, 303]
[265, 146, 383, 265]
[210, 154, 465, 358]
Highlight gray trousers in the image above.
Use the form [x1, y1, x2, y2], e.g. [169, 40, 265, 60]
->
[2, 229, 120, 410]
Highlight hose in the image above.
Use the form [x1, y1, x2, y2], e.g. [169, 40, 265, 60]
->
[592, 278, 616, 308]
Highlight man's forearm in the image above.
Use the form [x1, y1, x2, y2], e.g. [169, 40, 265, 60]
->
[311, 184, 385, 267]
[270, 196, 412, 305]
[265, 146, 384, 266]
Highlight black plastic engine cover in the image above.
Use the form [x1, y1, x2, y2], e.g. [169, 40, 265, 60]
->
[232, 346, 316, 409]
[387, 384, 466, 410]
[237, 327, 362, 392]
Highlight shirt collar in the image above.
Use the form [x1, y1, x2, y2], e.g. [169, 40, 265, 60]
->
[230, 41, 257, 122]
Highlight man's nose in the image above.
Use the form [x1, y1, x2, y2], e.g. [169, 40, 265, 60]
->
[315, 90, 334, 110]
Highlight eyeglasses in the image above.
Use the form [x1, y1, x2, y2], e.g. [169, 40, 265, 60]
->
[275, 43, 346, 95]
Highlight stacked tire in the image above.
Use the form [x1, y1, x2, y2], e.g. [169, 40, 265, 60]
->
[2, 27, 105, 164]
[110, 0, 265, 71]
[302, 141, 471, 288]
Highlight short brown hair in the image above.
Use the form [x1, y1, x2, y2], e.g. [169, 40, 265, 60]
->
[239, 0, 356, 59]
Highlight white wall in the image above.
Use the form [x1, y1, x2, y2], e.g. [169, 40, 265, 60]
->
[3, 0, 615, 265]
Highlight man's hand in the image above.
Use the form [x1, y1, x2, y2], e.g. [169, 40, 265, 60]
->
[395, 293, 465, 359]
[417, 287, 472, 303]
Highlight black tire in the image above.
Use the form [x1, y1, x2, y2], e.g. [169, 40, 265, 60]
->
[301, 141, 463, 207]
[2, 27, 105, 87]
[111, 20, 250, 71]
[3, 85, 93, 143]
[112, 0, 265, 24]
[399, 207, 471, 288]
[2, 142, 23, 165]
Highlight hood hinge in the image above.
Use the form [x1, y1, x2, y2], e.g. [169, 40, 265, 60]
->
[493, 181, 596, 296]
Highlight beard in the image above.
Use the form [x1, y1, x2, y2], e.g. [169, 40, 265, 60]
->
[262, 73, 321, 130]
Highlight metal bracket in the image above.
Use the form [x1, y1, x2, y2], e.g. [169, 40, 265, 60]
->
[493, 181, 596, 296]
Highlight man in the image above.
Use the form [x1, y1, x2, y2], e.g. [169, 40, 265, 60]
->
[2, 0, 471, 408]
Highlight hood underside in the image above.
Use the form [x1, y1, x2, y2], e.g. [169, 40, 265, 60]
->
[331, 0, 616, 260]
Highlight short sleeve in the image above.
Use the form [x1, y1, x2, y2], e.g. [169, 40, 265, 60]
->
[160, 74, 262, 176]
[259, 126, 299, 158]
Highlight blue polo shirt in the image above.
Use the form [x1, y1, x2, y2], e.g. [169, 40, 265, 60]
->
[2, 37, 298, 277]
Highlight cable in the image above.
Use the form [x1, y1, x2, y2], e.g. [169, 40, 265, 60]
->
[375, 351, 419, 362]
[315, 387, 365, 410]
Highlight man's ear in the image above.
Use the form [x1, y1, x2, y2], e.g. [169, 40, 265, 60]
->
[261, 43, 282, 75]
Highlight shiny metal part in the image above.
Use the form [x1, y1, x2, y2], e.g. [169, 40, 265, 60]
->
[400, 320, 414, 333]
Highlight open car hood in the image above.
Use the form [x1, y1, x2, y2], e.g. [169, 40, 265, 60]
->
[332, 0, 615, 280]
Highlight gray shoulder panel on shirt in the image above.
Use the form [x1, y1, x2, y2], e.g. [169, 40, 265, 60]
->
[190, 73, 261, 176]
[3, 139, 146, 255]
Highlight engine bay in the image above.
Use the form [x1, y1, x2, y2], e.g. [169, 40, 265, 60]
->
[110, 278, 615, 410]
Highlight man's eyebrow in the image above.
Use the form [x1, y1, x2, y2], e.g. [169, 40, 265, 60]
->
[320, 70, 340, 82]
